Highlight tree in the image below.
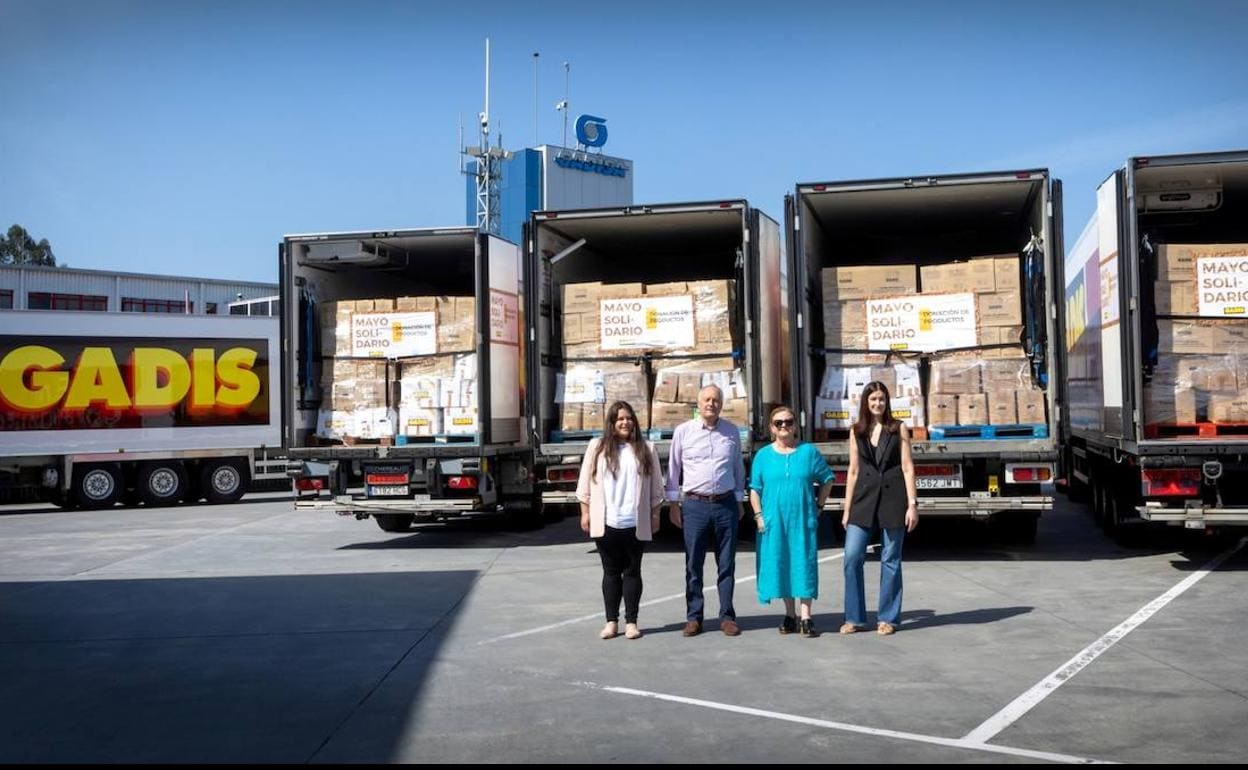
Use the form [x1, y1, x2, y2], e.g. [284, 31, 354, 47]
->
[0, 224, 57, 266]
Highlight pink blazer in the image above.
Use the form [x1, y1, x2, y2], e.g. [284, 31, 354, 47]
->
[575, 437, 666, 540]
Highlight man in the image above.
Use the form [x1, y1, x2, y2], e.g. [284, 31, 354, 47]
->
[667, 384, 747, 637]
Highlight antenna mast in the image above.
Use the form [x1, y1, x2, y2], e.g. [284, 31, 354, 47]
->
[462, 38, 510, 235]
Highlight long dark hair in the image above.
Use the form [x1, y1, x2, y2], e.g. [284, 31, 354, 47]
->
[590, 400, 655, 481]
[852, 381, 900, 437]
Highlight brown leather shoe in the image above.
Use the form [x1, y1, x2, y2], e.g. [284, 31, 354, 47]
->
[682, 620, 702, 637]
[721, 618, 741, 637]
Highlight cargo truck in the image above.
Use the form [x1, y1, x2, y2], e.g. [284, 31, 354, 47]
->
[0, 310, 283, 508]
[787, 170, 1063, 543]
[1057, 150, 1248, 534]
[280, 227, 537, 532]
[524, 201, 787, 506]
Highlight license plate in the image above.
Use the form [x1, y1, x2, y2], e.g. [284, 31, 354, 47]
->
[368, 485, 409, 497]
[1184, 519, 1205, 529]
[917, 477, 963, 490]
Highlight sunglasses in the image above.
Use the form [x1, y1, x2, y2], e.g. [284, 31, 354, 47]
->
[772, 419, 795, 428]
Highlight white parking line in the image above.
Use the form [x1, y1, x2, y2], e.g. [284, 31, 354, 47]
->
[962, 536, 1248, 745]
[478, 550, 848, 645]
[574, 681, 1110, 764]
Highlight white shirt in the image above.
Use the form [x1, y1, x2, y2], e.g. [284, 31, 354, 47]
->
[601, 443, 640, 529]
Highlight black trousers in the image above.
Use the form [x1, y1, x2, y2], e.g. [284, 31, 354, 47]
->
[595, 525, 646, 623]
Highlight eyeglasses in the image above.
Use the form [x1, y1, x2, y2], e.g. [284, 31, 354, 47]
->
[772, 419, 795, 428]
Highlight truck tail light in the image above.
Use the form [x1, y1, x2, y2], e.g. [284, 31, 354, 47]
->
[1005, 464, 1053, 483]
[447, 475, 478, 490]
[295, 477, 326, 491]
[1142, 469, 1200, 497]
[546, 467, 578, 482]
[916, 464, 957, 477]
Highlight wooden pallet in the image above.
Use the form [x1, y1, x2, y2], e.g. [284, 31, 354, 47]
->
[394, 434, 478, 445]
[1143, 422, 1248, 440]
[927, 424, 1049, 440]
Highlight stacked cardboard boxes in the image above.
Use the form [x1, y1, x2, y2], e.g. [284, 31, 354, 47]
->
[650, 357, 747, 431]
[814, 359, 924, 430]
[821, 265, 917, 352]
[926, 352, 1043, 427]
[1146, 353, 1248, 424]
[556, 361, 650, 433]
[316, 295, 478, 441]
[561, 279, 738, 358]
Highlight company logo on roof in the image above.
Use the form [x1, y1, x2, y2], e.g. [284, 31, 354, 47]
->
[554, 153, 628, 178]
[575, 114, 608, 148]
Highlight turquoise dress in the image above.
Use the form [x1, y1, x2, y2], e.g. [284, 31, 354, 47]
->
[751, 442, 833, 603]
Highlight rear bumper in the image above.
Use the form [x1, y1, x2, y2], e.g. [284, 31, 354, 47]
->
[822, 495, 1050, 517]
[1138, 503, 1248, 527]
[298, 495, 484, 515]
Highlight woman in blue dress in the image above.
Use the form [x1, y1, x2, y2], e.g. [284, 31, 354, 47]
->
[750, 405, 835, 637]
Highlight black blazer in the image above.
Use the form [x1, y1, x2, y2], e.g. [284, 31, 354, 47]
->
[848, 427, 908, 530]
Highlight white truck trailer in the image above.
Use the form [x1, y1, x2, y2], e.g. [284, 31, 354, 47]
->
[0, 310, 281, 508]
[1057, 150, 1248, 535]
[787, 170, 1064, 543]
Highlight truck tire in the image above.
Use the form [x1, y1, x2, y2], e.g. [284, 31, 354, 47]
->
[137, 462, 189, 507]
[1106, 492, 1147, 547]
[73, 463, 123, 509]
[200, 460, 249, 504]
[504, 492, 544, 531]
[374, 514, 414, 532]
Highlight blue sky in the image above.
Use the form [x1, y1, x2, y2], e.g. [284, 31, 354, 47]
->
[2, 0, 1246, 283]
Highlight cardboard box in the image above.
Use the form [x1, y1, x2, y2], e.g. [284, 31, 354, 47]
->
[689, 279, 736, 346]
[869, 365, 897, 395]
[1157, 320, 1216, 355]
[719, 398, 748, 426]
[978, 326, 1023, 346]
[560, 403, 583, 432]
[653, 368, 679, 402]
[651, 402, 696, 430]
[930, 359, 983, 395]
[921, 257, 997, 295]
[398, 406, 442, 437]
[645, 281, 689, 297]
[395, 296, 437, 312]
[372, 298, 395, 313]
[977, 291, 1023, 327]
[563, 282, 603, 315]
[1016, 389, 1047, 425]
[888, 396, 924, 428]
[1211, 320, 1248, 350]
[994, 256, 1021, 293]
[677, 373, 704, 403]
[825, 331, 870, 352]
[354, 299, 376, 312]
[1208, 394, 1248, 423]
[822, 265, 918, 301]
[353, 407, 397, 439]
[582, 403, 605, 431]
[1156, 244, 1198, 281]
[437, 296, 475, 353]
[1155, 281, 1198, 316]
[823, 300, 867, 333]
[987, 388, 1018, 425]
[604, 282, 644, 297]
[1144, 386, 1197, 424]
[1189, 356, 1238, 392]
[927, 394, 958, 426]
[983, 358, 1031, 390]
[957, 394, 988, 425]
[815, 398, 857, 429]
[603, 369, 648, 403]
[444, 407, 479, 436]
[824, 352, 887, 367]
[316, 409, 354, 440]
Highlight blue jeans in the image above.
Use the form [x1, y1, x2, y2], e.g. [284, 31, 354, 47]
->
[843, 523, 905, 626]
[682, 498, 739, 622]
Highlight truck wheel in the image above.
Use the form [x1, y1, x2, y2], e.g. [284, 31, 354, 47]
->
[73, 464, 123, 509]
[200, 460, 250, 504]
[374, 514, 414, 532]
[1106, 493, 1147, 547]
[138, 462, 189, 507]
[1091, 483, 1106, 526]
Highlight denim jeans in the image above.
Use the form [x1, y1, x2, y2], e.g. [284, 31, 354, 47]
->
[682, 498, 739, 622]
[843, 523, 905, 626]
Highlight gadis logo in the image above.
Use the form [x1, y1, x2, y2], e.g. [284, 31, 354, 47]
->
[575, 115, 608, 148]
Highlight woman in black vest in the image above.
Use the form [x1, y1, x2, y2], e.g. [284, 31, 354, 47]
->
[840, 381, 918, 635]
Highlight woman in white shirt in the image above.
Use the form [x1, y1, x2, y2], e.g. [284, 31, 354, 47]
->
[576, 400, 665, 640]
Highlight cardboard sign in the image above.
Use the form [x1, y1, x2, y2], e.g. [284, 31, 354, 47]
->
[599, 296, 695, 351]
[352, 312, 436, 358]
[1197, 255, 1248, 317]
[866, 293, 977, 352]
[490, 289, 520, 343]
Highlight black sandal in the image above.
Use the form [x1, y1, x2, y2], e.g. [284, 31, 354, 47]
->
[779, 615, 797, 635]
[799, 618, 818, 638]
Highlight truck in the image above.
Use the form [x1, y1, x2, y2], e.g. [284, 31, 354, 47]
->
[0, 310, 283, 508]
[280, 227, 538, 532]
[1057, 150, 1248, 534]
[524, 200, 787, 505]
[787, 169, 1064, 542]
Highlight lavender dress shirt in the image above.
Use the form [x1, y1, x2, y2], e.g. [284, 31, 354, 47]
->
[665, 417, 746, 502]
